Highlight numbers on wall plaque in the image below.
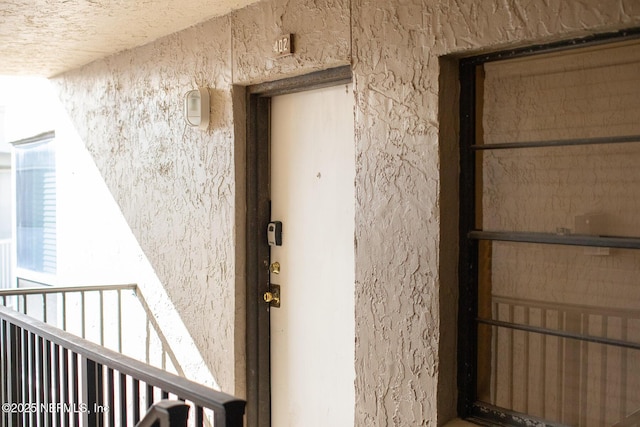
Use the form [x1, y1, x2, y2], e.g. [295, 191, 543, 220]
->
[274, 34, 293, 57]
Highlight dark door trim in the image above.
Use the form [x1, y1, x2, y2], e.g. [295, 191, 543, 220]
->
[244, 65, 352, 427]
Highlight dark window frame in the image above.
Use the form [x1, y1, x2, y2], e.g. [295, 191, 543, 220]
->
[457, 28, 640, 426]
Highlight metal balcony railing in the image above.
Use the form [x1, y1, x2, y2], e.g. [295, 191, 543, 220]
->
[483, 295, 640, 426]
[0, 282, 184, 377]
[136, 400, 190, 427]
[0, 304, 245, 426]
[613, 408, 640, 427]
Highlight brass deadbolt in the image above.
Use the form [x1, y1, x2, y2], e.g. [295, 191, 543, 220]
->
[264, 292, 278, 303]
[263, 284, 281, 308]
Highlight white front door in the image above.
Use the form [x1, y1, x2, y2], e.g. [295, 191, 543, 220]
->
[269, 83, 355, 426]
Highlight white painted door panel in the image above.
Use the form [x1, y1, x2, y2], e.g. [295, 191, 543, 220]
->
[270, 84, 355, 426]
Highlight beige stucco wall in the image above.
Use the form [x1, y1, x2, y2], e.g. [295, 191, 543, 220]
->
[51, 0, 640, 424]
[351, 1, 638, 425]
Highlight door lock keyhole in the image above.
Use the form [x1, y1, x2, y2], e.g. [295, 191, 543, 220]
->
[263, 284, 281, 308]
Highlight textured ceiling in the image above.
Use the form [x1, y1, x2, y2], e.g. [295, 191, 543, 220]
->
[0, 0, 262, 77]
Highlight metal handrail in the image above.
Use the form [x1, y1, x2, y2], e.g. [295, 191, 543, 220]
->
[481, 295, 640, 351]
[0, 283, 185, 376]
[0, 305, 245, 426]
[0, 283, 137, 296]
[487, 294, 640, 424]
[613, 408, 640, 427]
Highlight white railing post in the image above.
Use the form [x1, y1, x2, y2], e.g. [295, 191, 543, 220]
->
[0, 239, 11, 290]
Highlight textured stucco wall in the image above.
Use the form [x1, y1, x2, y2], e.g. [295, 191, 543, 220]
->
[52, 0, 352, 398]
[52, 0, 640, 424]
[351, 1, 640, 425]
[53, 17, 240, 392]
[231, 0, 351, 83]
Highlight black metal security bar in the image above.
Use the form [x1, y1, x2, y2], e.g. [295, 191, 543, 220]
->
[468, 230, 640, 250]
[470, 134, 640, 150]
[0, 305, 246, 427]
[477, 316, 640, 352]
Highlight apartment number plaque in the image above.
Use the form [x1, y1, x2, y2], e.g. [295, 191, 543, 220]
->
[274, 34, 293, 57]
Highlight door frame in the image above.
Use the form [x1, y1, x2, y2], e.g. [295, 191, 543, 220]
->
[244, 65, 352, 427]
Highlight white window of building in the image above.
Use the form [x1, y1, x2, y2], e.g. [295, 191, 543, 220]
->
[13, 132, 56, 274]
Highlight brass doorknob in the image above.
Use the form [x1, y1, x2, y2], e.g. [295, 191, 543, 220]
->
[270, 262, 281, 274]
[264, 291, 280, 305]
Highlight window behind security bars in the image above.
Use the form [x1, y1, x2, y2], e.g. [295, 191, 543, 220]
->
[459, 37, 640, 426]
